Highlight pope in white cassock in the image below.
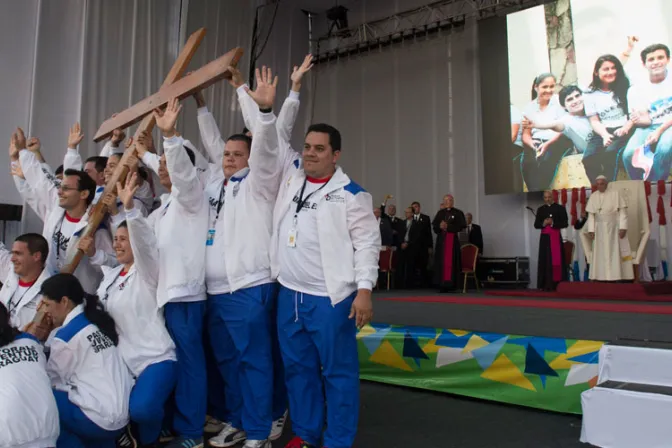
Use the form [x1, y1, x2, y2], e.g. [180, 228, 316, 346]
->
[586, 175, 634, 281]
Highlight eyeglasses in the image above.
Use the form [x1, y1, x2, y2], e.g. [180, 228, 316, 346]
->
[58, 185, 80, 192]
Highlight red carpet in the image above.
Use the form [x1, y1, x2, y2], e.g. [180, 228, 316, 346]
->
[378, 295, 672, 315]
[484, 281, 672, 302]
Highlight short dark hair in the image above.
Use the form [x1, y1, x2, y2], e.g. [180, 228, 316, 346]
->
[117, 220, 128, 230]
[559, 85, 583, 108]
[411, 201, 420, 207]
[226, 134, 252, 153]
[242, 126, 250, 135]
[306, 123, 342, 152]
[84, 156, 108, 173]
[55, 165, 64, 176]
[641, 44, 670, 63]
[15, 233, 49, 265]
[64, 169, 96, 206]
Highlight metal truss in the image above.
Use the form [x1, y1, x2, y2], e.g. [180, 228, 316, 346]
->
[314, 0, 552, 63]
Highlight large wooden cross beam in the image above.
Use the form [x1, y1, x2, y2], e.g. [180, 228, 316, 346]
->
[61, 29, 243, 274]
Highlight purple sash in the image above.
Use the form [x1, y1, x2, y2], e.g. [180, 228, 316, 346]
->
[542, 226, 562, 282]
[442, 232, 456, 282]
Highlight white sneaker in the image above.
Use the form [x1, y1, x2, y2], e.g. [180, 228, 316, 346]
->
[269, 410, 288, 441]
[208, 423, 246, 447]
[243, 440, 271, 448]
[204, 415, 225, 434]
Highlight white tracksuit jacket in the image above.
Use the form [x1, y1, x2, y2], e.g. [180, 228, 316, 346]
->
[0, 333, 60, 448]
[95, 207, 176, 377]
[48, 304, 132, 431]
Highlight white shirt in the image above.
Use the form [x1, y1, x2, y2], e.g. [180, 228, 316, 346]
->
[627, 71, 672, 125]
[205, 178, 232, 294]
[584, 89, 628, 128]
[278, 178, 330, 296]
[560, 114, 594, 153]
[523, 96, 566, 141]
[47, 212, 81, 273]
[0, 334, 59, 448]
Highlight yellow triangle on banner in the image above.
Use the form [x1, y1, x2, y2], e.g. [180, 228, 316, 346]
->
[423, 338, 442, 354]
[481, 354, 536, 392]
[370, 340, 414, 372]
[549, 353, 575, 370]
[356, 324, 376, 339]
[449, 329, 469, 337]
[566, 340, 604, 358]
[462, 335, 489, 354]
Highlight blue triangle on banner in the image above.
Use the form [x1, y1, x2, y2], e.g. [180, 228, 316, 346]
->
[509, 336, 567, 355]
[568, 351, 599, 364]
[471, 336, 508, 370]
[362, 327, 392, 355]
[403, 331, 430, 361]
[435, 330, 471, 349]
[524, 345, 559, 381]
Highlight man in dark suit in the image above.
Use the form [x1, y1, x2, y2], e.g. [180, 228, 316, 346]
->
[404, 201, 432, 287]
[374, 207, 394, 247]
[465, 212, 484, 255]
[381, 196, 405, 248]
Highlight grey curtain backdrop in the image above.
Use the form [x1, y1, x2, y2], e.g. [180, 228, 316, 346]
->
[0, 0, 259, 242]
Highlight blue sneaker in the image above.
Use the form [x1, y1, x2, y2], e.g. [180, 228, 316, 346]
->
[164, 436, 204, 448]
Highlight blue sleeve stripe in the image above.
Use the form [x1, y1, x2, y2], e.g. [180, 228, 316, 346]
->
[293, 159, 300, 168]
[15, 333, 40, 344]
[344, 180, 366, 195]
[55, 313, 90, 343]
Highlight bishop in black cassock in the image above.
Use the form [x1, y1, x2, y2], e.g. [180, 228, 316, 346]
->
[432, 195, 467, 291]
[534, 191, 569, 290]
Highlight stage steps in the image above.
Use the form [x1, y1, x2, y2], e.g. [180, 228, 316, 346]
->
[581, 340, 672, 447]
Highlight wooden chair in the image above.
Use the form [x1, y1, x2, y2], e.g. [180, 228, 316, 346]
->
[563, 240, 575, 281]
[378, 247, 395, 290]
[461, 244, 480, 293]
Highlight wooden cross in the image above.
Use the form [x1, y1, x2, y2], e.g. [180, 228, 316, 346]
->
[25, 28, 243, 338]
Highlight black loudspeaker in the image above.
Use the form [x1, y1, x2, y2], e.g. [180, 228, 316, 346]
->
[478, 257, 530, 289]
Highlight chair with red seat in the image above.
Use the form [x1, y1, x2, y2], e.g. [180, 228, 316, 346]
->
[460, 243, 480, 293]
[378, 247, 394, 290]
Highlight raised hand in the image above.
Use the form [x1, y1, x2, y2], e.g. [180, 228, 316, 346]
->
[77, 235, 96, 257]
[135, 131, 153, 157]
[68, 122, 84, 149]
[111, 128, 126, 146]
[117, 172, 139, 210]
[15, 128, 26, 150]
[246, 66, 278, 110]
[27, 137, 41, 153]
[102, 192, 119, 216]
[627, 36, 639, 50]
[193, 90, 206, 108]
[11, 162, 24, 179]
[227, 65, 245, 89]
[152, 98, 182, 138]
[9, 134, 19, 161]
[291, 54, 314, 91]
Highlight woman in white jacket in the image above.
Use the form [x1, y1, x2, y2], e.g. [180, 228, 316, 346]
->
[0, 302, 59, 448]
[40, 273, 132, 448]
[92, 173, 177, 446]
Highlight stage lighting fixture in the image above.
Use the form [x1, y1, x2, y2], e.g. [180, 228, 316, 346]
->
[327, 5, 349, 30]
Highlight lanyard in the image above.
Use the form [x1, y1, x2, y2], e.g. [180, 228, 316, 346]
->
[216, 180, 227, 219]
[55, 214, 67, 261]
[7, 283, 35, 316]
[102, 270, 133, 301]
[294, 178, 329, 217]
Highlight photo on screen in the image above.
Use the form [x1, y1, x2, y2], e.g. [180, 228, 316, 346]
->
[505, 0, 672, 193]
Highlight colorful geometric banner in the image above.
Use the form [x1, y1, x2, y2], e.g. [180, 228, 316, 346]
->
[357, 323, 604, 414]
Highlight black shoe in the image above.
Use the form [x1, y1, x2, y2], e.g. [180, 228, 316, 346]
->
[116, 426, 138, 448]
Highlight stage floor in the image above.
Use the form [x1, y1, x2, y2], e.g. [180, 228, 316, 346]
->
[373, 289, 672, 343]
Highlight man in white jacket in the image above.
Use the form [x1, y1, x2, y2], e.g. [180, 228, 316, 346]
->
[0, 233, 51, 330]
[193, 68, 282, 448]
[137, 98, 209, 448]
[271, 120, 379, 448]
[12, 128, 117, 295]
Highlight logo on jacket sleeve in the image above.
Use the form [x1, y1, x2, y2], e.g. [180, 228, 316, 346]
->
[325, 193, 345, 203]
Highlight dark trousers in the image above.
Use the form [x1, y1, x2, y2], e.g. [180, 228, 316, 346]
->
[521, 136, 572, 191]
[583, 127, 630, 181]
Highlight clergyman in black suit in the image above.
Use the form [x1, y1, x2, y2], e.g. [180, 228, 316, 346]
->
[404, 201, 432, 287]
[465, 212, 484, 255]
[374, 207, 394, 247]
[381, 196, 405, 248]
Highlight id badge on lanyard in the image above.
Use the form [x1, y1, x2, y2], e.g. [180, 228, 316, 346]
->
[207, 181, 226, 247]
[287, 216, 298, 247]
[207, 229, 216, 246]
